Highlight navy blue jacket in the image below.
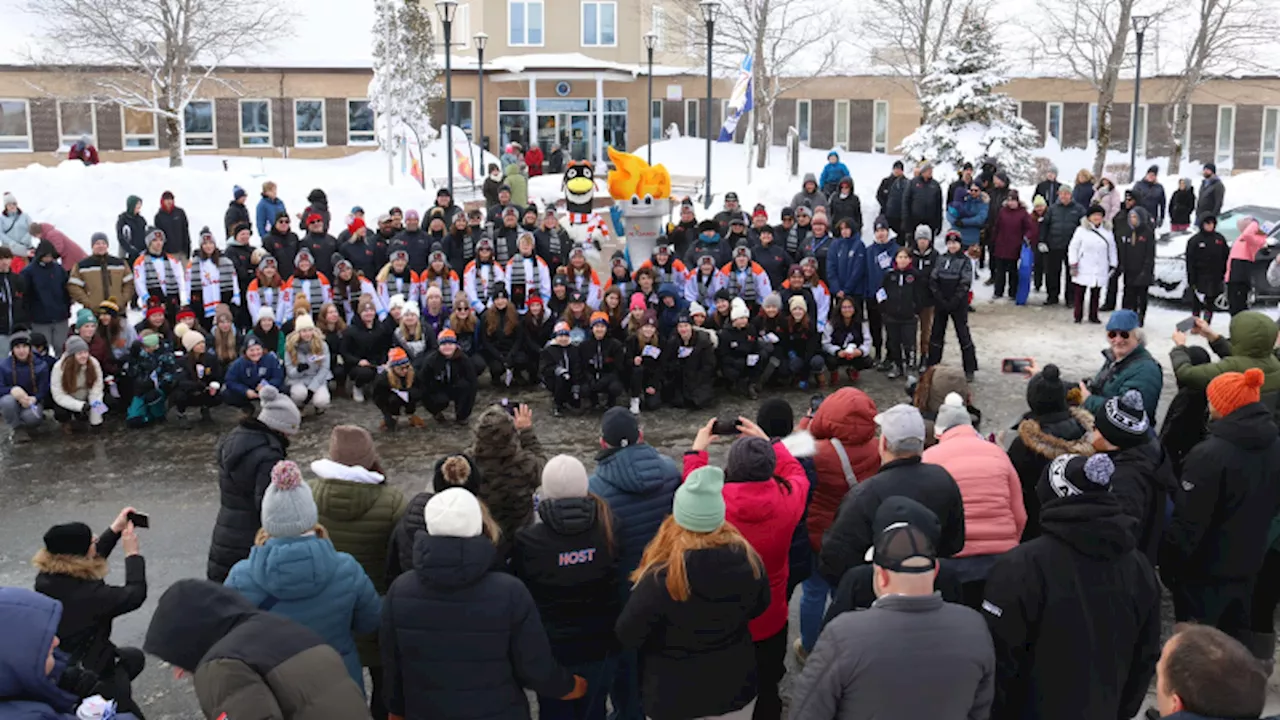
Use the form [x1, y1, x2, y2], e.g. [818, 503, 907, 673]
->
[828, 234, 866, 298]
[0, 353, 51, 404]
[224, 353, 285, 397]
[588, 444, 680, 594]
[863, 240, 897, 300]
[19, 259, 69, 324]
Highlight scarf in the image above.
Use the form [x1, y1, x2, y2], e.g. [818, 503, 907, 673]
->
[727, 266, 758, 303]
[423, 273, 454, 306]
[472, 261, 495, 306]
[197, 257, 240, 317]
[289, 275, 328, 316]
[653, 259, 679, 285]
[692, 271, 716, 305]
[142, 252, 177, 298]
[385, 269, 415, 299]
[785, 226, 801, 257]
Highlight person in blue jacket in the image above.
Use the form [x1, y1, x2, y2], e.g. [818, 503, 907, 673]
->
[255, 181, 287, 239]
[819, 151, 852, 197]
[862, 217, 899, 367]
[0, 587, 141, 719]
[224, 334, 285, 411]
[826, 218, 866, 309]
[0, 331, 51, 439]
[224, 459, 382, 693]
[947, 182, 989, 250]
[656, 282, 688, 340]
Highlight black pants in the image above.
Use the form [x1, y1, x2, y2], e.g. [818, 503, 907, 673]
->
[752, 625, 788, 720]
[100, 646, 146, 719]
[884, 318, 917, 369]
[544, 372, 579, 408]
[52, 406, 89, 424]
[628, 370, 663, 409]
[173, 388, 222, 413]
[784, 353, 827, 383]
[1032, 246, 1045, 289]
[991, 257, 1019, 298]
[854, 296, 883, 353]
[1074, 285, 1101, 323]
[960, 579, 987, 612]
[927, 305, 977, 373]
[374, 392, 418, 426]
[1251, 548, 1280, 633]
[1171, 578, 1254, 643]
[825, 354, 873, 372]
[369, 665, 387, 720]
[1103, 271, 1121, 310]
[348, 364, 378, 390]
[1121, 284, 1150, 325]
[423, 383, 477, 422]
[1228, 281, 1251, 315]
[585, 374, 624, 407]
[1191, 288, 1220, 324]
[721, 359, 763, 389]
[662, 376, 713, 409]
[1044, 249, 1070, 303]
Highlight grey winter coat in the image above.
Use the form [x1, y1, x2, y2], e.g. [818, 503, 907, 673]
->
[792, 174, 829, 213]
[0, 209, 33, 255]
[285, 339, 333, 391]
[1197, 176, 1225, 223]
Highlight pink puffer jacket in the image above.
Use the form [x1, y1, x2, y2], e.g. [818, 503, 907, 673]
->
[921, 425, 1026, 557]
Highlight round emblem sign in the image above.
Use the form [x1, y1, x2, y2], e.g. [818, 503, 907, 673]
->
[555, 81, 572, 96]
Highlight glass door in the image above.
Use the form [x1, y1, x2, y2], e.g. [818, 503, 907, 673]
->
[569, 114, 592, 160]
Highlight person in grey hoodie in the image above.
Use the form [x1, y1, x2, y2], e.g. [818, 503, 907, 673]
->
[791, 174, 828, 215]
[790, 496, 994, 720]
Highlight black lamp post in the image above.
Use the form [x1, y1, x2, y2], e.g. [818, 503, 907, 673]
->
[474, 31, 488, 193]
[1129, 15, 1150, 183]
[436, 0, 458, 195]
[644, 31, 658, 165]
[699, 0, 719, 210]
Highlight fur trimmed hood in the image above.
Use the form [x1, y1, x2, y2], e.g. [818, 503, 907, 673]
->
[31, 549, 109, 581]
[779, 430, 817, 459]
[311, 458, 385, 485]
[1017, 407, 1096, 461]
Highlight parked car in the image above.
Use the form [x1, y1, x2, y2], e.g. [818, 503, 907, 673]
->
[1152, 205, 1280, 309]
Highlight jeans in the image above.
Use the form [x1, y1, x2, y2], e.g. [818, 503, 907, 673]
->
[0, 394, 42, 428]
[540, 656, 617, 720]
[799, 570, 832, 652]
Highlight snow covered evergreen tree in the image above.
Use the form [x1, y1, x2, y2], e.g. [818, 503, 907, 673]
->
[370, 0, 442, 175]
[898, 7, 1039, 182]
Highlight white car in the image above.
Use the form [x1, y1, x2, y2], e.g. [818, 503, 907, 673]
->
[1150, 206, 1280, 309]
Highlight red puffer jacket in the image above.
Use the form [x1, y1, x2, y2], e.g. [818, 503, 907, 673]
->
[797, 388, 881, 552]
[684, 440, 809, 641]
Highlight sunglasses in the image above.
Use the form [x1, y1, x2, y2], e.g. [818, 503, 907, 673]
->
[1107, 330, 1130, 340]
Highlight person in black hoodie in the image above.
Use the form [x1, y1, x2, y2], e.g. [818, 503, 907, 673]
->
[341, 295, 391, 403]
[1185, 214, 1229, 324]
[383, 487, 586, 720]
[153, 190, 191, 259]
[667, 200, 701, 260]
[416, 328, 478, 425]
[1121, 207, 1157, 325]
[116, 195, 148, 265]
[981, 453, 1160, 720]
[1159, 368, 1280, 651]
[826, 177, 862, 232]
[750, 226, 790, 291]
[262, 211, 299, 279]
[223, 186, 251, 239]
[664, 313, 717, 409]
[1092, 389, 1175, 566]
[541, 321, 583, 416]
[303, 188, 331, 234]
[33, 509, 147, 717]
[387, 454, 484, 580]
[581, 312, 624, 409]
[616, 465, 769, 720]
[1168, 177, 1196, 231]
[512, 455, 621, 720]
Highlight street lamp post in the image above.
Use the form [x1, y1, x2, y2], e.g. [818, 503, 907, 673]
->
[436, 0, 459, 196]
[699, 1, 719, 210]
[1130, 15, 1151, 183]
[474, 32, 488, 195]
[644, 31, 658, 166]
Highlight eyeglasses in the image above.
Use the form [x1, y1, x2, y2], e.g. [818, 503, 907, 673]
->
[1107, 330, 1130, 340]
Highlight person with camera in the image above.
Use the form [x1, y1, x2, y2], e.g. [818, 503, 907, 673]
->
[33, 507, 148, 717]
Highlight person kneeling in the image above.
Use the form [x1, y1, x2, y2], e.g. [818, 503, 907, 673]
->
[418, 328, 478, 425]
[284, 314, 332, 416]
[1, 331, 51, 441]
[821, 296, 871, 386]
[223, 335, 284, 414]
[624, 311, 663, 415]
[173, 329, 223, 425]
[373, 348, 424, 432]
[580, 312, 624, 410]
[663, 313, 716, 409]
[50, 336, 106, 433]
[125, 332, 179, 428]
[540, 322, 583, 417]
[718, 298, 766, 400]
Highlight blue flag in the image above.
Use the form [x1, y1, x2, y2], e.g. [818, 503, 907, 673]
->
[718, 55, 753, 142]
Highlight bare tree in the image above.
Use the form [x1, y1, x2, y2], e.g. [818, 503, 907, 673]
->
[1163, 0, 1275, 173]
[861, 0, 981, 116]
[672, 0, 844, 168]
[22, 0, 290, 167]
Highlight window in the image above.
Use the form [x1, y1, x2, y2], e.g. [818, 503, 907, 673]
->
[183, 100, 215, 148]
[582, 1, 616, 47]
[834, 99, 849, 148]
[0, 100, 31, 151]
[1047, 102, 1063, 143]
[1262, 107, 1279, 169]
[873, 100, 889, 153]
[449, 99, 474, 140]
[1088, 103, 1098, 141]
[348, 99, 377, 145]
[796, 99, 811, 144]
[239, 99, 271, 147]
[1216, 105, 1235, 166]
[509, 0, 544, 46]
[57, 101, 95, 149]
[685, 99, 700, 139]
[1133, 103, 1148, 158]
[650, 99, 663, 141]
[121, 107, 157, 149]
[651, 6, 665, 51]
[294, 99, 325, 146]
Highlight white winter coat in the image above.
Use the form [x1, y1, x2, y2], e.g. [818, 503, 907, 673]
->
[50, 355, 105, 425]
[0, 210, 33, 254]
[1068, 218, 1118, 289]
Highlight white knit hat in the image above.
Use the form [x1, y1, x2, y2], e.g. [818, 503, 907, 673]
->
[933, 392, 972, 434]
[425, 487, 483, 538]
[541, 455, 590, 500]
[730, 297, 749, 321]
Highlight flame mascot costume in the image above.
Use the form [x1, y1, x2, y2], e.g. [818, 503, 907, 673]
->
[605, 146, 673, 264]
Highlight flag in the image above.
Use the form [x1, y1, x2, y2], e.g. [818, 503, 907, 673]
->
[455, 147, 474, 181]
[718, 55, 753, 142]
[409, 153, 424, 188]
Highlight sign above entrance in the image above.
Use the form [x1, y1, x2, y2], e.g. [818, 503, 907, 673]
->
[555, 81, 572, 96]
[666, 85, 683, 102]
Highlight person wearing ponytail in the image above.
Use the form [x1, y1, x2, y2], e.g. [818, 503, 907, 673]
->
[616, 465, 770, 720]
[1160, 368, 1280, 664]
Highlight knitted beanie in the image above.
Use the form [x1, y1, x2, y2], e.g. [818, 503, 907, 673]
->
[755, 397, 794, 439]
[630, 293, 647, 311]
[934, 392, 973, 434]
[180, 331, 205, 353]
[541, 454, 590, 500]
[1094, 390, 1150, 450]
[726, 436, 777, 483]
[257, 385, 302, 436]
[63, 335, 89, 357]
[1207, 368, 1265, 417]
[1026, 364, 1067, 416]
[730, 297, 749, 321]
[328, 425, 380, 470]
[762, 293, 782, 311]
[74, 308, 96, 330]
[788, 295, 807, 313]
[425, 487, 483, 538]
[261, 461, 318, 537]
[43, 522, 93, 556]
[1040, 453, 1115, 502]
[674, 465, 726, 533]
[432, 454, 481, 494]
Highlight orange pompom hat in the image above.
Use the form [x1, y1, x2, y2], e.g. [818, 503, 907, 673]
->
[1207, 367, 1265, 417]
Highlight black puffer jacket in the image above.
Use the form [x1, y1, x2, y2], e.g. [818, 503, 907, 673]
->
[511, 497, 621, 665]
[1108, 440, 1176, 566]
[387, 456, 484, 580]
[1160, 402, 1280, 584]
[1119, 206, 1157, 286]
[382, 533, 576, 720]
[1006, 409, 1094, 541]
[1184, 224, 1228, 296]
[826, 180, 863, 231]
[982, 494, 1160, 720]
[207, 418, 289, 582]
[262, 227, 299, 279]
[340, 319, 391, 367]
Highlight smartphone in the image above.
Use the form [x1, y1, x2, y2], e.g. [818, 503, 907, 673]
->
[712, 417, 741, 436]
[499, 398, 516, 416]
[126, 511, 149, 529]
[809, 394, 825, 414]
[1002, 357, 1033, 374]
[1176, 316, 1197, 333]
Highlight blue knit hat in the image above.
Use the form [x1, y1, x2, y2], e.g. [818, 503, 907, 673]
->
[674, 466, 725, 533]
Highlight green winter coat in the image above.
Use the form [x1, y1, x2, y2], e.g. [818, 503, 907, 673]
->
[310, 459, 407, 667]
[1083, 344, 1164, 419]
[504, 163, 529, 209]
[1170, 311, 1280, 399]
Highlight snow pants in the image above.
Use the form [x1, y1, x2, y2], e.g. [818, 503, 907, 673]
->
[927, 305, 977, 373]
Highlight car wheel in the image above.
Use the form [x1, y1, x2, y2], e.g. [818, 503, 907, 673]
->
[1214, 289, 1256, 311]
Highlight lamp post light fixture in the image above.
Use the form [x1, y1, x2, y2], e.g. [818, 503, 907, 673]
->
[644, 31, 658, 165]
[1129, 14, 1151, 183]
[699, 0, 719, 210]
[436, 0, 459, 195]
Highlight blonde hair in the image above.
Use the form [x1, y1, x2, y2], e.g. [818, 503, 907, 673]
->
[631, 516, 762, 601]
[255, 523, 327, 545]
[286, 326, 326, 365]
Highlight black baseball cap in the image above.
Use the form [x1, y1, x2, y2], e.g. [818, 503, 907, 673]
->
[866, 496, 940, 573]
[725, 191, 739, 202]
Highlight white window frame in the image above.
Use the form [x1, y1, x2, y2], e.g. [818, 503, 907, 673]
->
[1261, 106, 1279, 169]
[238, 98, 272, 148]
[685, 98, 700, 139]
[509, 0, 545, 47]
[347, 99, 378, 145]
[650, 99, 663, 141]
[455, 4, 471, 48]
[1046, 102, 1063, 144]
[120, 106, 158, 150]
[873, 99, 889, 153]
[1133, 103, 1148, 159]
[834, 99, 849, 149]
[1216, 104, 1236, 168]
[56, 100, 97, 150]
[796, 99, 811, 144]
[293, 98, 326, 147]
[182, 99, 216, 149]
[0, 99, 32, 152]
[650, 5, 666, 51]
[581, 1, 617, 47]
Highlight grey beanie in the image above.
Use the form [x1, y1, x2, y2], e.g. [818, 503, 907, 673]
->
[257, 385, 301, 435]
[63, 335, 89, 356]
[933, 392, 973, 434]
[726, 436, 777, 483]
[261, 460, 318, 537]
[762, 293, 782, 311]
[914, 225, 933, 241]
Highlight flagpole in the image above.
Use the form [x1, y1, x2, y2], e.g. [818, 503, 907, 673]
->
[745, 103, 753, 185]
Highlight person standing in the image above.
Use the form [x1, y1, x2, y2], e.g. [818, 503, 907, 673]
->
[876, 161, 905, 223]
[790, 498, 994, 720]
[1168, 178, 1196, 232]
[1122, 207, 1157, 325]
[1132, 165, 1167, 228]
[0, 247, 29, 357]
[116, 196, 147, 266]
[1153, 625, 1271, 719]
[1068, 204, 1117, 324]
[1197, 162, 1225, 223]
[131, 229, 189, 324]
[1092, 390, 1174, 566]
[981, 171, 1011, 274]
[153, 191, 191, 259]
[1040, 186, 1085, 306]
[1033, 166, 1063, 209]
[224, 185, 252, 239]
[1185, 215, 1229, 323]
[902, 164, 943, 242]
[982, 453, 1160, 720]
[947, 182, 988, 254]
[469, 404, 547, 543]
[21, 238, 71, 355]
[989, 189, 1037, 302]
[68, 232, 134, 313]
[256, 181, 287, 239]
[1225, 216, 1267, 315]
[1, 191, 34, 259]
[927, 232, 978, 380]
